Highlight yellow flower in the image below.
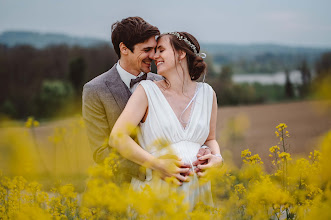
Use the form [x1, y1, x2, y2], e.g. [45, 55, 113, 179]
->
[269, 145, 280, 153]
[278, 152, 292, 161]
[241, 149, 251, 158]
[33, 121, 39, 127]
[25, 117, 33, 128]
[276, 123, 288, 130]
[25, 117, 39, 128]
[234, 184, 246, 195]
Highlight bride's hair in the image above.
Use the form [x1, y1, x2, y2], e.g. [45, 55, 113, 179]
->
[161, 32, 207, 81]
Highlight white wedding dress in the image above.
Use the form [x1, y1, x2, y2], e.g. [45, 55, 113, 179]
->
[131, 80, 214, 210]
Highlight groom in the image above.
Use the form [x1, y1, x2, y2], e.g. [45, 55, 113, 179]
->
[83, 17, 210, 185]
[83, 17, 162, 184]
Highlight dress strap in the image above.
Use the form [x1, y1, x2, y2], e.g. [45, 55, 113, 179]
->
[179, 83, 202, 124]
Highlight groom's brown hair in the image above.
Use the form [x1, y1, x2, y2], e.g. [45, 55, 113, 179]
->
[111, 17, 160, 58]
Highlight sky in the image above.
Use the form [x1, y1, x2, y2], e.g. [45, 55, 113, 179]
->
[1, 0, 331, 48]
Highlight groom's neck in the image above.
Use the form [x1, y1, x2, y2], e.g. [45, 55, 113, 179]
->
[118, 58, 140, 77]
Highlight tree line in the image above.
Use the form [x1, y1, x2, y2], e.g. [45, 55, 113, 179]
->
[0, 43, 330, 119]
[208, 52, 331, 106]
[0, 43, 117, 119]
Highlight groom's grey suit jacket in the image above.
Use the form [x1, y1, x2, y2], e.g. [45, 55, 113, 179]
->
[82, 63, 162, 183]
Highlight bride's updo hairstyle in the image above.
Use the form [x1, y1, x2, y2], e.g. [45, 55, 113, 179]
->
[161, 32, 207, 80]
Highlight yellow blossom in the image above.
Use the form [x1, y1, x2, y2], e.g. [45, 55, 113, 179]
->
[269, 145, 280, 153]
[25, 117, 39, 128]
[2, 119, 331, 219]
[33, 121, 39, 127]
[25, 117, 33, 128]
[276, 123, 288, 130]
[278, 152, 292, 161]
[241, 149, 251, 158]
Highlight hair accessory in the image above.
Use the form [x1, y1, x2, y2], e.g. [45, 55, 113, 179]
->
[198, 52, 207, 59]
[165, 32, 207, 58]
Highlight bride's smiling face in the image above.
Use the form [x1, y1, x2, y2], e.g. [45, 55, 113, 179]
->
[153, 35, 178, 75]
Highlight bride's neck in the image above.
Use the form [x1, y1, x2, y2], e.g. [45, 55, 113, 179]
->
[163, 69, 195, 95]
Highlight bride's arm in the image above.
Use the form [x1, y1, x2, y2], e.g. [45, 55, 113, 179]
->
[109, 85, 189, 183]
[204, 91, 221, 155]
[195, 91, 223, 176]
[109, 85, 154, 166]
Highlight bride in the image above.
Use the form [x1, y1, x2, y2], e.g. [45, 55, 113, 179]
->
[110, 31, 223, 209]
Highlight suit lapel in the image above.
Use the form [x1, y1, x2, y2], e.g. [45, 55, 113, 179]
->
[105, 65, 131, 112]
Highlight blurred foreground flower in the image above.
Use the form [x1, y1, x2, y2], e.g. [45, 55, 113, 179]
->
[0, 123, 331, 219]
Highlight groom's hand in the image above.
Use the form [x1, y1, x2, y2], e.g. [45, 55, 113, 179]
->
[196, 147, 212, 158]
[195, 154, 223, 177]
[155, 154, 191, 185]
[192, 147, 211, 174]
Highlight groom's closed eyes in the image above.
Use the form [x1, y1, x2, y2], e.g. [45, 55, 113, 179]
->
[143, 47, 154, 52]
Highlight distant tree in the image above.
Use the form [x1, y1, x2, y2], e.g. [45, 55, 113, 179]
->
[204, 55, 217, 78]
[4, 45, 41, 118]
[298, 59, 311, 97]
[82, 44, 117, 81]
[36, 80, 74, 117]
[69, 57, 86, 95]
[284, 69, 294, 99]
[0, 99, 17, 118]
[220, 65, 233, 84]
[212, 65, 234, 105]
[0, 43, 123, 118]
[315, 52, 331, 79]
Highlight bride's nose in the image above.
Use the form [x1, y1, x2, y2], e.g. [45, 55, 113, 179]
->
[153, 50, 160, 60]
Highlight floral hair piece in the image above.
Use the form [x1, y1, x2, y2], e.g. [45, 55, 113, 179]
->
[164, 32, 207, 59]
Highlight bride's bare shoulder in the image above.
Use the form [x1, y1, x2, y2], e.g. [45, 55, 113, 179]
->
[152, 80, 164, 89]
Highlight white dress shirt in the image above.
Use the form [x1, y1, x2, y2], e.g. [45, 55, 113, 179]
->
[116, 61, 144, 93]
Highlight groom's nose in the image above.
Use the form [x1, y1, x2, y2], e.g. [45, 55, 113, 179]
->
[148, 49, 155, 60]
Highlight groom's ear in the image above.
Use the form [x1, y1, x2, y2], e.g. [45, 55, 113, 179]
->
[119, 42, 129, 55]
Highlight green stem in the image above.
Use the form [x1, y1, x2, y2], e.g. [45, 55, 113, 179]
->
[6, 188, 9, 219]
[54, 143, 57, 176]
[31, 127, 50, 175]
[282, 130, 286, 152]
[62, 138, 72, 173]
[18, 190, 21, 211]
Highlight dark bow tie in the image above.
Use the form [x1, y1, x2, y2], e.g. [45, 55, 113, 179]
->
[130, 73, 148, 88]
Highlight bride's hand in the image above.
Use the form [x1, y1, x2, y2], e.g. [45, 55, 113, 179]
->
[195, 154, 223, 177]
[152, 155, 191, 185]
[192, 147, 212, 168]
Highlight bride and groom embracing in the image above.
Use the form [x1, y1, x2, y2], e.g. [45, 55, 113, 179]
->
[82, 16, 223, 210]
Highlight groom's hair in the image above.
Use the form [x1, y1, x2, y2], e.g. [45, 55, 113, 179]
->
[111, 17, 160, 58]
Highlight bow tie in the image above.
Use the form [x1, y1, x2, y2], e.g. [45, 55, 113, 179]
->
[130, 73, 148, 88]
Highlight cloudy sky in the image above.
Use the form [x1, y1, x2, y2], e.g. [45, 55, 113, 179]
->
[1, 0, 331, 47]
